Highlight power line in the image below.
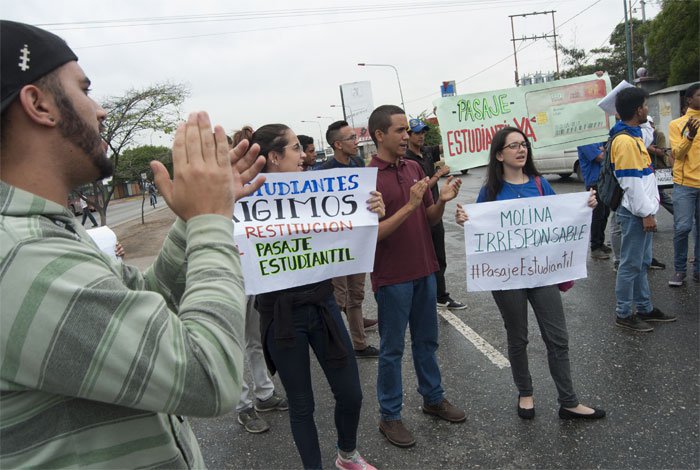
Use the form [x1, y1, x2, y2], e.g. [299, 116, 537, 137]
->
[406, 0, 604, 104]
[39, 0, 565, 30]
[72, 1, 562, 49]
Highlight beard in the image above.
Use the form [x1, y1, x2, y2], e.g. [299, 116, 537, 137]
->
[53, 89, 113, 180]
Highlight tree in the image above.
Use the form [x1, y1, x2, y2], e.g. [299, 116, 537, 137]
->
[559, 1, 699, 88]
[560, 19, 650, 86]
[116, 145, 172, 183]
[646, 0, 700, 86]
[558, 45, 600, 79]
[86, 83, 189, 225]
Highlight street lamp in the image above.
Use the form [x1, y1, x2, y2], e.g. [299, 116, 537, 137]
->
[330, 104, 355, 128]
[301, 120, 325, 151]
[357, 63, 405, 111]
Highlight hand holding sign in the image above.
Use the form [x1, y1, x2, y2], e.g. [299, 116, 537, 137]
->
[367, 190, 385, 218]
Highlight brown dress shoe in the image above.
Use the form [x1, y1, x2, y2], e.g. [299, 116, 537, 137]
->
[421, 398, 466, 422]
[379, 418, 416, 447]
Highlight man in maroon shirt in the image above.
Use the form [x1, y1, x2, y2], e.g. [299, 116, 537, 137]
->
[368, 105, 466, 448]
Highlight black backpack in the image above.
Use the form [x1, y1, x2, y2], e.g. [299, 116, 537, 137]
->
[597, 132, 629, 211]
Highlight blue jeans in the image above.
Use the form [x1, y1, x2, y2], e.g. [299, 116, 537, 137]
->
[672, 183, 700, 273]
[615, 206, 654, 318]
[375, 274, 444, 420]
[266, 295, 362, 469]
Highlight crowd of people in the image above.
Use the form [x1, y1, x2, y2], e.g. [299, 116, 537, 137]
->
[0, 20, 696, 470]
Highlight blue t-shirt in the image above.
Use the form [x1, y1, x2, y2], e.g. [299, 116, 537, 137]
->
[476, 176, 555, 203]
[577, 142, 605, 188]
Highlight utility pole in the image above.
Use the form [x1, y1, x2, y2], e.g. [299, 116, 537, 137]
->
[508, 10, 560, 86]
[641, 0, 646, 21]
[623, 0, 634, 82]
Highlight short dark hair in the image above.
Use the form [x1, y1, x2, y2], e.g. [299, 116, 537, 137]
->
[615, 87, 648, 121]
[683, 83, 700, 106]
[326, 120, 349, 149]
[368, 105, 404, 145]
[297, 134, 314, 151]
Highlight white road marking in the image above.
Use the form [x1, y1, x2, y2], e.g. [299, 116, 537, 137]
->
[439, 308, 510, 369]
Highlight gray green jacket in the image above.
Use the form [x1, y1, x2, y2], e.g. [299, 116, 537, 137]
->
[0, 182, 246, 468]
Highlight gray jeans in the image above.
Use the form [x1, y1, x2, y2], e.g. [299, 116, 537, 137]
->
[492, 285, 578, 407]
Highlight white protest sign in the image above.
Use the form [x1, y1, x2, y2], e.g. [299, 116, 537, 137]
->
[234, 168, 378, 295]
[597, 80, 634, 116]
[655, 168, 673, 188]
[86, 226, 118, 261]
[463, 192, 592, 291]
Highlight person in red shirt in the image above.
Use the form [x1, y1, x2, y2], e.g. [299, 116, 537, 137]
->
[368, 105, 465, 448]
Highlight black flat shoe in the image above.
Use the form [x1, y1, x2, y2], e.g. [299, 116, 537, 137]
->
[517, 398, 535, 420]
[559, 407, 606, 420]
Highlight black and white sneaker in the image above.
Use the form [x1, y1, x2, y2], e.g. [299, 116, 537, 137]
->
[437, 298, 467, 310]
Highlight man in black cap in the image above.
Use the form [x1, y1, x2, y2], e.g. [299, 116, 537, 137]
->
[405, 118, 466, 310]
[0, 20, 265, 468]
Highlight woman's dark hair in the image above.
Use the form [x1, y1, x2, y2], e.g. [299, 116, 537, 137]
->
[483, 126, 541, 202]
[247, 124, 290, 172]
[232, 125, 254, 147]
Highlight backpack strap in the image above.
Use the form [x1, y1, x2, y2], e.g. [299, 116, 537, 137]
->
[534, 176, 544, 196]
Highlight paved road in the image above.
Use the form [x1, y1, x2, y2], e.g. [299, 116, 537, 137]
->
[103, 196, 166, 227]
[190, 168, 699, 469]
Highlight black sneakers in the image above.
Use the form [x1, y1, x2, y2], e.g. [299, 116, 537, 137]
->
[638, 307, 677, 323]
[615, 315, 654, 332]
[355, 345, 379, 358]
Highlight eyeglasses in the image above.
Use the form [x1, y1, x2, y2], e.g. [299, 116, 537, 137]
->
[337, 134, 358, 143]
[284, 142, 304, 154]
[502, 141, 531, 150]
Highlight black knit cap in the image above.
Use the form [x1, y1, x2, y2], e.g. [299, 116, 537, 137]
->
[1, 20, 78, 112]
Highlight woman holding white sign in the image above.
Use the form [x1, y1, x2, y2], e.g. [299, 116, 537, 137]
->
[241, 125, 384, 470]
[456, 126, 605, 421]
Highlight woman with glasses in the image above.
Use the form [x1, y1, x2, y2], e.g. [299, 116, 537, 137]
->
[455, 127, 605, 421]
[242, 124, 383, 469]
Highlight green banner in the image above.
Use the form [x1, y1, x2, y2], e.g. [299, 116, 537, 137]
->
[434, 73, 613, 171]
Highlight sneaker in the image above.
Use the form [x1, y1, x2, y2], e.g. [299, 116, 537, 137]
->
[363, 318, 378, 330]
[668, 272, 686, 287]
[379, 419, 416, 448]
[638, 307, 677, 323]
[613, 260, 619, 272]
[335, 450, 377, 470]
[421, 398, 466, 423]
[354, 345, 379, 358]
[649, 258, 666, 270]
[255, 392, 288, 412]
[591, 248, 610, 260]
[437, 298, 467, 310]
[237, 408, 270, 433]
[615, 315, 653, 332]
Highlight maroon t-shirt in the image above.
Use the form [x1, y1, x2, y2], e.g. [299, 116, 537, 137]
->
[369, 154, 439, 291]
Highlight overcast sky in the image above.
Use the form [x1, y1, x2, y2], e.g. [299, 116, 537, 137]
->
[3, 0, 660, 149]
